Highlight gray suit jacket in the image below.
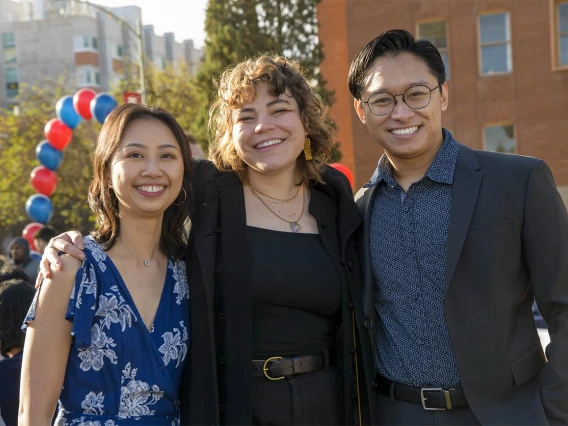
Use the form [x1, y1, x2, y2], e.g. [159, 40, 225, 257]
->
[356, 143, 568, 425]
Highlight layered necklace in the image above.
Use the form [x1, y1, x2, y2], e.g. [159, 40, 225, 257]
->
[119, 239, 158, 266]
[248, 183, 305, 233]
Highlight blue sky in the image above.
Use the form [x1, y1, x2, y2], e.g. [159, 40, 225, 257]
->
[96, 0, 207, 48]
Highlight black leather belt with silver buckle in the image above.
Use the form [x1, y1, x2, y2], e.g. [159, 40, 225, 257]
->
[376, 374, 468, 410]
[252, 348, 335, 381]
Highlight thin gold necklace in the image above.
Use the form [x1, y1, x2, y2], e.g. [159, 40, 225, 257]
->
[248, 181, 301, 203]
[249, 185, 305, 233]
[119, 239, 158, 266]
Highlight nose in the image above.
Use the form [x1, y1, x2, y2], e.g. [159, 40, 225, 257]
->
[141, 157, 164, 177]
[390, 94, 414, 121]
[254, 113, 276, 133]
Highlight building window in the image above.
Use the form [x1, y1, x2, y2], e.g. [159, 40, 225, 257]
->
[92, 37, 98, 50]
[484, 125, 515, 153]
[4, 67, 19, 98]
[418, 21, 450, 79]
[558, 2, 568, 66]
[2, 32, 16, 64]
[95, 71, 100, 85]
[117, 45, 123, 57]
[83, 35, 89, 48]
[479, 12, 512, 74]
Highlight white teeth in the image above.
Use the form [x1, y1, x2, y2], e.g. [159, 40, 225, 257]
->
[255, 139, 283, 149]
[390, 126, 418, 136]
[137, 185, 164, 193]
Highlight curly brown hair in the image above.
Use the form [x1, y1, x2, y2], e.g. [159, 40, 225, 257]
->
[209, 55, 333, 185]
[88, 103, 192, 259]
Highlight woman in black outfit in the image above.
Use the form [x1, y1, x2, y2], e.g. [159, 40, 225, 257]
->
[181, 55, 375, 425]
[38, 55, 375, 425]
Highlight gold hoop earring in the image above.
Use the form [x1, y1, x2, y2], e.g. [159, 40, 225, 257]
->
[303, 137, 313, 161]
[173, 187, 187, 206]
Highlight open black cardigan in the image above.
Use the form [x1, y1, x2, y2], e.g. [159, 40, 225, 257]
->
[179, 159, 375, 425]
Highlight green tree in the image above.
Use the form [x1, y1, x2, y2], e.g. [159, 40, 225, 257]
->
[111, 61, 197, 131]
[0, 78, 99, 243]
[191, 0, 340, 161]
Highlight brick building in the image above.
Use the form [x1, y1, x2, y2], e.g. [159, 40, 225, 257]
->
[317, 0, 568, 200]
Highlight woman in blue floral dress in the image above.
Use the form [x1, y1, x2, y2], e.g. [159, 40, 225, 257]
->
[19, 103, 193, 426]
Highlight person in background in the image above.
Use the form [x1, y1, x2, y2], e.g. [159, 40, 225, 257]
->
[0, 265, 32, 285]
[7, 238, 39, 282]
[0, 254, 9, 269]
[186, 133, 206, 158]
[33, 226, 58, 255]
[0, 279, 35, 426]
[350, 29, 568, 425]
[19, 103, 192, 426]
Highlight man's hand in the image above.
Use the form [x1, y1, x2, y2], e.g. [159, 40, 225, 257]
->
[37, 231, 85, 287]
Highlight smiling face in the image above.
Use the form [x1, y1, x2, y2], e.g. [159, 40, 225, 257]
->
[231, 84, 307, 177]
[108, 118, 184, 218]
[354, 52, 448, 164]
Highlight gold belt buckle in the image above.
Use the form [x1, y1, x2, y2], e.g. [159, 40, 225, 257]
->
[263, 356, 285, 381]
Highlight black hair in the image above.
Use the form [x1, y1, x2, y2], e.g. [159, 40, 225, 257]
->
[348, 29, 446, 100]
[0, 279, 35, 356]
[34, 225, 58, 243]
[0, 265, 32, 284]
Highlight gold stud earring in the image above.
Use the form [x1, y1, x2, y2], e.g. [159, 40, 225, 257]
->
[303, 137, 312, 161]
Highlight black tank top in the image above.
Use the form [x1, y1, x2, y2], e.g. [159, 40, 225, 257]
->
[248, 226, 341, 358]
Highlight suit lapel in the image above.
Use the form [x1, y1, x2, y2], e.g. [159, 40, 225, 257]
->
[444, 145, 482, 292]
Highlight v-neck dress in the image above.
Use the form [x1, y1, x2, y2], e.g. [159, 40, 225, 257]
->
[23, 236, 190, 426]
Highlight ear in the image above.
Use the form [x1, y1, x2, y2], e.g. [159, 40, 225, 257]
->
[440, 81, 449, 112]
[354, 98, 367, 124]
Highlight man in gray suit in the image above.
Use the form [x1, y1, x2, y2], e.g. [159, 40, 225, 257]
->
[349, 29, 568, 425]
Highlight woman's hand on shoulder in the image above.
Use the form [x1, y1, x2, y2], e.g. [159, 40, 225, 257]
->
[37, 230, 85, 287]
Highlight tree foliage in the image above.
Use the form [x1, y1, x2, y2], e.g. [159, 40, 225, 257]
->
[191, 0, 340, 160]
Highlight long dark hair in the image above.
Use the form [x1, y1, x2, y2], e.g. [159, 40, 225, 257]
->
[88, 103, 193, 259]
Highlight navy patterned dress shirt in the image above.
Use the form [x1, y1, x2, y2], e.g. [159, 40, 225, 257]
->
[364, 129, 461, 388]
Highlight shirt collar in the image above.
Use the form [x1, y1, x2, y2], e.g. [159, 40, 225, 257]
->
[364, 128, 459, 188]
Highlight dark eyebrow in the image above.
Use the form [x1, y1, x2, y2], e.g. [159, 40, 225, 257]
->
[124, 143, 179, 150]
[238, 98, 291, 114]
[370, 80, 433, 95]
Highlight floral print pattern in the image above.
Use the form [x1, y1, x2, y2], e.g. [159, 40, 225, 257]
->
[23, 237, 189, 425]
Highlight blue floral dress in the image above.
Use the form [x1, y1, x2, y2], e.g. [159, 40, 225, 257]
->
[23, 236, 190, 426]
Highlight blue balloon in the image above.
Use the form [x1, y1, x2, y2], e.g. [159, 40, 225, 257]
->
[90, 93, 118, 124]
[56, 95, 82, 129]
[36, 140, 63, 171]
[25, 194, 53, 224]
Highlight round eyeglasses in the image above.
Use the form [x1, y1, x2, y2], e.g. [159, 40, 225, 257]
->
[363, 84, 440, 116]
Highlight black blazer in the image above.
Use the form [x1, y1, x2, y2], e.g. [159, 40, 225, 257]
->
[180, 159, 375, 425]
[356, 143, 568, 425]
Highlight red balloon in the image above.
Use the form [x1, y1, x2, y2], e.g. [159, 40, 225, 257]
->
[45, 118, 72, 150]
[22, 222, 43, 251]
[329, 163, 355, 187]
[73, 88, 97, 120]
[30, 165, 58, 196]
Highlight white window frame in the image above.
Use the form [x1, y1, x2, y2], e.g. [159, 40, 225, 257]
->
[483, 124, 516, 153]
[478, 12, 512, 75]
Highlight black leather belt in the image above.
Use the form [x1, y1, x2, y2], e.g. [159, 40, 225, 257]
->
[376, 374, 469, 410]
[253, 348, 335, 380]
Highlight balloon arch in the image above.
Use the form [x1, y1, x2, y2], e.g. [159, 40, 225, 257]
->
[22, 88, 117, 251]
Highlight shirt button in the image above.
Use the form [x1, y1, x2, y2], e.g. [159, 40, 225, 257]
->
[403, 206, 409, 212]
[362, 317, 373, 329]
[218, 313, 226, 320]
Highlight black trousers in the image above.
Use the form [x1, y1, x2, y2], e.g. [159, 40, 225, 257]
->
[375, 393, 480, 426]
[252, 366, 344, 425]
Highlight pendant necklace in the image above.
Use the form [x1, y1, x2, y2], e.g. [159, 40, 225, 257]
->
[119, 239, 158, 266]
[249, 184, 305, 232]
[248, 182, 301, 203]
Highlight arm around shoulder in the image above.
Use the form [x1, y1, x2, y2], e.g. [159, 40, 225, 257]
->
[522, 160, 568, 423]
[19, 255, 82, 426]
